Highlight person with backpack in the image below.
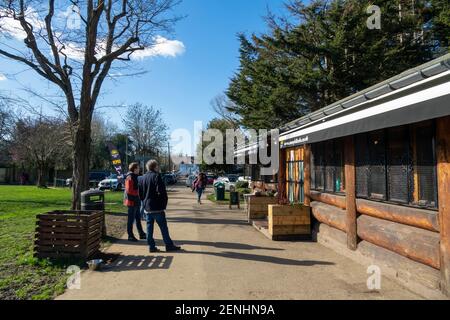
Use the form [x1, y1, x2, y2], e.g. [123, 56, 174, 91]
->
[192, 172, 207, 204]
[124, 162, 146, 242]
[138, 160, 181, 253]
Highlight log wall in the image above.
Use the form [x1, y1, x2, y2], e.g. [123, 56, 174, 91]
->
[437, 115, 450, 294]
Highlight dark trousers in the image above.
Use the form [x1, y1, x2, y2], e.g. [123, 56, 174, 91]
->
[146, 212, 174, 249]
[127, 206, 145, 238]
[196, 188, 204, 201]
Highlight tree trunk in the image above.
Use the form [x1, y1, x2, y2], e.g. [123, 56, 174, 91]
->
[36, 164, 46, 188]
[71, 123, 92, 210]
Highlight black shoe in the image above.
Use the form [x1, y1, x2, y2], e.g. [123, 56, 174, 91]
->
[128, 237, 138, 242]
[139, 233, 147, 240]
[150, 247, 161, 253]
[166, 245, 182, 252]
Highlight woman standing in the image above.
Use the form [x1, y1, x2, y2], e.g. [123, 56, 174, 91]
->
[192, 172, 207, 204]
[124, 162, 146, 242]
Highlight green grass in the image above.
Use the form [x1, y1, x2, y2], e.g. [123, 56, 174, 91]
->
[207, 191, 245, 205]
[0, 186, 124, 300]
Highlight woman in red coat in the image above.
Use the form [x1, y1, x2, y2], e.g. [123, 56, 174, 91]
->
[124, 162, 146, 242]
[192, 172, 208, 204]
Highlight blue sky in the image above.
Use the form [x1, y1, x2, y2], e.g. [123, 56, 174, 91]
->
[0, 0, 288, 154]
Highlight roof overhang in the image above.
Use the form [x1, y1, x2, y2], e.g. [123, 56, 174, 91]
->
[280, 69, 450, 148]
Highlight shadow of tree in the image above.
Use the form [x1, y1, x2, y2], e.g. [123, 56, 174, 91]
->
[174, 239, 284, 251]
[182, 250, 335, 266]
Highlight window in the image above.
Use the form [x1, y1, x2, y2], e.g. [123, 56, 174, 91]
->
[311, 139, 345, 194]
[355, 121, 437, 209]
[387, 127, 410, 203]
[286, 148, 304, 204]
[410, 121, 437, 208]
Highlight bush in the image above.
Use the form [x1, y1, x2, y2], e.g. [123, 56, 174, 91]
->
[236, 187, 251, 196]
[235, 181, 249, 189]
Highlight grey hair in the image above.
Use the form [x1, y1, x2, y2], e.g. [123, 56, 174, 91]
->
[146, 160, 159, 172]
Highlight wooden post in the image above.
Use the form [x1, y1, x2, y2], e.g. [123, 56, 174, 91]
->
[278, 148, 287, 204]
[437, 116, 450, 295]
[304, 145, 311, 206]
[344, 136, 358, 251]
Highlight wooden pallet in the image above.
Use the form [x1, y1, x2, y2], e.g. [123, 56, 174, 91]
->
[34, 210, 104, 260]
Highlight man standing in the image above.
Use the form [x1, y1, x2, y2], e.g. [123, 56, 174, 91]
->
[139, 160, 181, 253]
[124, 163, 146, 242]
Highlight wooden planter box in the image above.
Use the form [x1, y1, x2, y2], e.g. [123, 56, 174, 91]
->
[268, 204, 311, 241]
[246, 195, 278, 221]
[34, 210, 104, 260]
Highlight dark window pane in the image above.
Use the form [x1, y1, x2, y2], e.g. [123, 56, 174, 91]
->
[368, 130, 386, 200]
[325, 140, 335, 192]
[334, 139, 345, 192]
[356, 134, 370, 198]
[412, 122, 437, 208]
[387, 126, 410, 203]
[314, 143, 325, 190]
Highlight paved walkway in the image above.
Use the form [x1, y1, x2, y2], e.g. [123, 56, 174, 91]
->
[58, 185, 422, 300]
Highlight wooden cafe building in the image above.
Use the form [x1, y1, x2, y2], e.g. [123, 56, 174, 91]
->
[238, 53, 450, 298]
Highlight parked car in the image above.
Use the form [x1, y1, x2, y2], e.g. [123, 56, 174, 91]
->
[186, 175, 196, 188]
[162, 173, 177, 185]
[213, 176, 236, 192]
[238, 176, 251, 183]
[98, 174, 124, 191]
[206, 175, 217, 185]
[227, 174, 239, 183]
[66, 171, 110, 188]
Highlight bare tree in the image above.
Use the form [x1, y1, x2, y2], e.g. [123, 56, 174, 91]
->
[0, 0, 182, 208]
[11, 115, 71, 187]
[0, 100, 13, 146]
[122, 103, 168, 158]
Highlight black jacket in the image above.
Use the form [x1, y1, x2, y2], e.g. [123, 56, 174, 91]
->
[138, 171, 168, 212]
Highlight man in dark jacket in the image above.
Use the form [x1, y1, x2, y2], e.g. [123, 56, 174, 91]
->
[124, 162, 146, 242]
[139, 160, 181, 253]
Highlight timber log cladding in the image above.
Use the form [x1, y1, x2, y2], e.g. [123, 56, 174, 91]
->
[437, 115, 450, 295]
[268, 204, 311, 241]
[356, 199, 439, 233]
[311, 201, 347, 233]
[357, 215, 440, 269]
[310, 191, 346, 210]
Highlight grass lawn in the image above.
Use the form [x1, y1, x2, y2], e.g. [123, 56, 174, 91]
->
[0, 185, 126, 300]
[207, 191, 245, 205]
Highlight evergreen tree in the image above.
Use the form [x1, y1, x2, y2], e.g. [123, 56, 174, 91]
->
[227, 0, 450, 130]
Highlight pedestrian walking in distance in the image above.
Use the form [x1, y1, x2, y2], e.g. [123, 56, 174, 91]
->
[139, 160, 181, 253]
[124, 162, 146, 242]
[192, 172, 207, 204]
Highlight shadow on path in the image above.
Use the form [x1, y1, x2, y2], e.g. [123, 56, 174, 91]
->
[174, 239, 284, 251]
[102, 255, 173, 272]
[183, 250, 335, 267]
[167, 216, 248, 226]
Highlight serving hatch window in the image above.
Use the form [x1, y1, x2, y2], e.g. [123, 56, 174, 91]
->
[355, 120, 437, 209]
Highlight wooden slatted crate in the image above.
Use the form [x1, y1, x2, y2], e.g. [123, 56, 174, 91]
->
[246, 195, 278, 221]
[268, 204, 311, 241]
[34, 210, 104, 260]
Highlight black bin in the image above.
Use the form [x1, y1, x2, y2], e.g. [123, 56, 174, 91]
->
[81, 190, 105, 211]
[81, 190, 106, 236]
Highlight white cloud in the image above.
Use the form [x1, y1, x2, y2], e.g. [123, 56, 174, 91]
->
[0, 73, 6, 81]
[0, 8, 185, 61]
[131, 36, 186, 60]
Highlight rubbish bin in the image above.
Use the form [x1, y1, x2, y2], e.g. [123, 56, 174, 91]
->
[81, 190, 105, 211]
[214, 182, 225, 201]
[81, 190, 106, 236]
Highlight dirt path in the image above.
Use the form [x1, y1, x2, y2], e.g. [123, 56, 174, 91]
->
[58, 185, 422, 300]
